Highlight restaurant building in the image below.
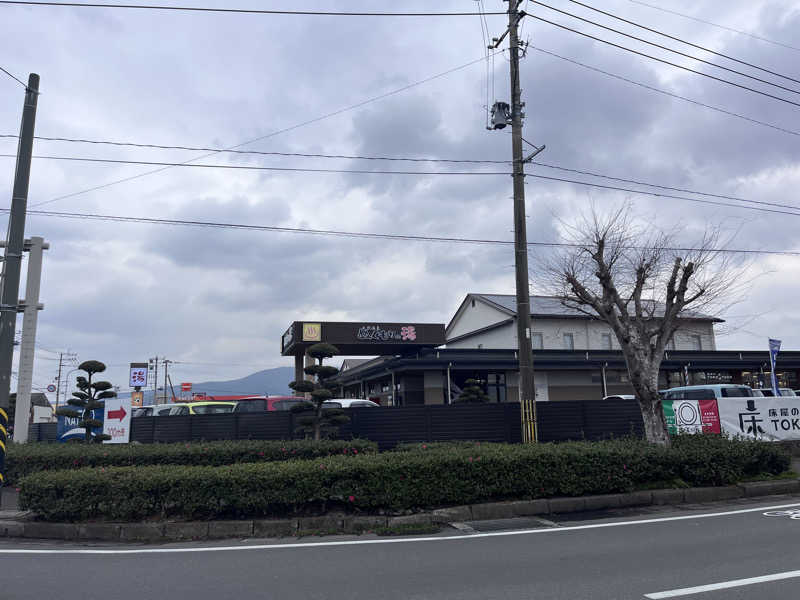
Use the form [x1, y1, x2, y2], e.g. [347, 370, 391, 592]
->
[284, 293, 800, 405]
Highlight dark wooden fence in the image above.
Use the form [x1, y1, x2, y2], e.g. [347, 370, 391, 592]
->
[28, 398, 644, 448]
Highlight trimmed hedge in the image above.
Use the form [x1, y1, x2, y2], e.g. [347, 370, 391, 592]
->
[19, 436, 790, 522]
[4, 439, 376, 484]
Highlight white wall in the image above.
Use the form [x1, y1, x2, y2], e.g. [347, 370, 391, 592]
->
[446, 298, 511, 339]
[447, 317, 717, 351]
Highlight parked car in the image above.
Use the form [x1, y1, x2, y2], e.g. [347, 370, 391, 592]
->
[754, 388, 797, 397]
[322, 399, 380, 408]
[661, 384, 756, 400]
[602, 394, 636, 401]
[164, 401, 236, 415]
[232, 396, 310, 412]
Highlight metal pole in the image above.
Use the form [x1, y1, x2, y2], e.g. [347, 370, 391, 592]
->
[164, 359, 170, 402]
[506, 4, 537, 442]
[14, 236, 47, 443]
[447, 364, 452, 405]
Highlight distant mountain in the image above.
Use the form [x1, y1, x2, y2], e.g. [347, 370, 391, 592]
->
[191, 367, 294, 397]
[119, 366, 294, 404]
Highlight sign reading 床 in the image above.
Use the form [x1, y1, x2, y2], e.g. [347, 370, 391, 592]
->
[664, 397, 800, 441]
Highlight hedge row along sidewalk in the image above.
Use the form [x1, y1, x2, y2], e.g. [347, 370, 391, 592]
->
[4, 439, 377, 484]
[18, 436, 791, 522]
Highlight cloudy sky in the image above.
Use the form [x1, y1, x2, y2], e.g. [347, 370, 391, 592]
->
[1, 0, 799, 395]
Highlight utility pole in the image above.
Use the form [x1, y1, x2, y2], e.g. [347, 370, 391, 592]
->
[163, 359, 172, 403]
[55, 352, 63, 410]
[0, 74, 39, 482]
[149, 357, 159, 405]
[490, 3, 538, 442]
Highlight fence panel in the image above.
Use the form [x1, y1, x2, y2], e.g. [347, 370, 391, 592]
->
[236, 413, 292, 440]
[189, 414, 236, 441]
[131, 417, 155, 443]
[152, 415, 191, 443]
[428, 404, 511, 443]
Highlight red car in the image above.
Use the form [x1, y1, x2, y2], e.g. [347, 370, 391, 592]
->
[231, 395, 308, 413]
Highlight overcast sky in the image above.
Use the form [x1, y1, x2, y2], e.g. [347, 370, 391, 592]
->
[1, 0, 799, 394]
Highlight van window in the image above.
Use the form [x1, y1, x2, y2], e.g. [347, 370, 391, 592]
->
[684, 389, 714, 400]
[721, 387, 753, 397]
[193, 404, 233, 414]
[323, 401, 343, 408]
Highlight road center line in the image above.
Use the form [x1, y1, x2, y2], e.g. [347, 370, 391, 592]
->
[644, 569, 800, 598]
[0, 500, 798, 555]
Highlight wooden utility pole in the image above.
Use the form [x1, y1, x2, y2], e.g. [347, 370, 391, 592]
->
[0, 74, 39, 482]
[506, 2, 538, 442]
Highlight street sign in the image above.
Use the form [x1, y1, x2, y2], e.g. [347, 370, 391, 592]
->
[181, 382, 192, 392]
[131, 391, 144, 407]
[129, 362, 148, 388]
[46, 384, 56, 392]
[103, 396, 132, 444]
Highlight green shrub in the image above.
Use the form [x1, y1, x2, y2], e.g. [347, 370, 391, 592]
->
[18, 435, 789, 522]
[4, 439, 376, 484]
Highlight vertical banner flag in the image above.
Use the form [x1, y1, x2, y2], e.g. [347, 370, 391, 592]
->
[769, 338, 782, 396]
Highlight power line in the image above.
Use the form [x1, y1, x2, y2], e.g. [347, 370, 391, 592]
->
[527, 4, 800, 99]
[5, 207, 800, 257]
[0, 153, 510, 176]
[6, 141, 800, 210]
[0, 65, 27, 88]
[627, 0, 800, 53]
[26, 51, 502, 208]
[0, 1, 506, 16]
[0, 135, 509, 164]
[529, 161, 800, 213]
[562, 0, 800, 86]
[530, 46, 800, 138]
[7, 151, 800, 215]
[523, 12, 800, 108]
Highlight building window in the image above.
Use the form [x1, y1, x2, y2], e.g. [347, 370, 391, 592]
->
[600, 333, 612, 350]
[690, 335, 702, 351]
[532, 332, 543, 350]
[667, 337, 676, 351]
[563, 333, 574, 350]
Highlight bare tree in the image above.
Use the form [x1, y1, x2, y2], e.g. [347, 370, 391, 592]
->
[540, 205, 745, 445]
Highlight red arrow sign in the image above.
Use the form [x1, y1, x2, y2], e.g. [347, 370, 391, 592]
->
[108, 406, 127, 421]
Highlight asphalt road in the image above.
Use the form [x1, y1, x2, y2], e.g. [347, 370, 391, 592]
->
[1, 496, 799, 600]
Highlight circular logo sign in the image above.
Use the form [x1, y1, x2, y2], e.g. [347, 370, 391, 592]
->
[46, 384, 56, 392]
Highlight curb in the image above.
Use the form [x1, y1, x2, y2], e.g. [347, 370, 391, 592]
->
[2, 479, 798, 543]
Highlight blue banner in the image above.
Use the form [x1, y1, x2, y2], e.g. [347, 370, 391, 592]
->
[57, 408, 103, 442]
[769, 338, 782, 396]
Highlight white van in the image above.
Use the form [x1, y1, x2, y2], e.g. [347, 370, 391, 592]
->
[662, 384, 755, 401]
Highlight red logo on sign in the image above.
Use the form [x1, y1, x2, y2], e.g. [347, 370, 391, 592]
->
[699, 399, 721, 434]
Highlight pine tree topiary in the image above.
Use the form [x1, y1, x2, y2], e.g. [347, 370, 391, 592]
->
[288, 343, 348, 441]
[54, 360, 115, 443]
[455, 378, 491, 403]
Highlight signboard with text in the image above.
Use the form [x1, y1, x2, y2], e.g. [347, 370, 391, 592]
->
[103, 397, 132, 444]
[129, 363, 148, 388]
[664, 398, 800, 441]
[57, 408, 103, 442]
[281, 321, 445, 356]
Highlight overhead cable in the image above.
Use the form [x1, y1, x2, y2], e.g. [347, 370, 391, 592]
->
[627, 0, 800, 53]
[530, 46, 800, 138]
[25, 51, 502, 208]
[523, 12, 800, 108]
[0, 64, 27, 88]
[561, 0, 800, 86]
[5, 207, 800, 257]
[0, 1, 505, 16]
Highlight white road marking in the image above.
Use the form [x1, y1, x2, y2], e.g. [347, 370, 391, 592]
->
[0, 500, 797, 555]
[644, 569, 800, 598]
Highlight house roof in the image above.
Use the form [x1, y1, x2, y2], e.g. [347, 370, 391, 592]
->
[471, 293, 723, 322]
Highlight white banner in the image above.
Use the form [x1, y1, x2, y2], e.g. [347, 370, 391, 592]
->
[717, 397, 800, 441]
[103, 397, 132, 444]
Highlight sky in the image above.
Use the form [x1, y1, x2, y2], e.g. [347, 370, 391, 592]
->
[1, 0, 799, 396]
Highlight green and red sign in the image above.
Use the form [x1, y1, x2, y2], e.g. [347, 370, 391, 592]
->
[663, 399, 721, 435]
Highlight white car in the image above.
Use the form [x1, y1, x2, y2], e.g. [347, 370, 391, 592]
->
[322, 399, 380, 408]
[603, 394, 636, 401]
[754, 388, 797, 397]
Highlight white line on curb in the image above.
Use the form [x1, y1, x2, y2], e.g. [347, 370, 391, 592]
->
[644, 569, 800, 598]
[0, 500, 798, 555]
